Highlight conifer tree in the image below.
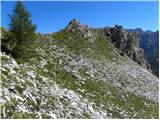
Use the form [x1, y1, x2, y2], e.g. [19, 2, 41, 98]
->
[8, 1, 36, 57]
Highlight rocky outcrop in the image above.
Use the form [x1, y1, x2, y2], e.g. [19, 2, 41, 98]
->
[66, 19, 95, 43]
[128, 29, 159, 77]
[104, 25, 151, 71]
[66, 19, 92, 37]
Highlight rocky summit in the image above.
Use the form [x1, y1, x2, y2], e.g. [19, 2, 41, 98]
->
[0, 19, 159, 119]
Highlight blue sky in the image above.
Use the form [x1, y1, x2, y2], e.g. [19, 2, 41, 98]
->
[1, 1, 159, 33]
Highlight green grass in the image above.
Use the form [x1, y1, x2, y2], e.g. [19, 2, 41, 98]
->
[53, 29, 91, 54]
[93, 35, 116, 59]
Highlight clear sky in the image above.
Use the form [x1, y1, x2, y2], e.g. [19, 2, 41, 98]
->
[1, 1, 159, 33]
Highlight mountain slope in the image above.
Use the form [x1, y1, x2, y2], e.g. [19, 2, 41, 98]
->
[0, 20, 159, 119]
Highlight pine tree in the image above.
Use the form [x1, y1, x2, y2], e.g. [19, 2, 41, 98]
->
[8, 1, 36, 57]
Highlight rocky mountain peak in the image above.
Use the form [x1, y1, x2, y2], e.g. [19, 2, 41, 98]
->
[69, 18, 79, 24]
[66, 19, 94, 42]
[66, 18, 81, 29]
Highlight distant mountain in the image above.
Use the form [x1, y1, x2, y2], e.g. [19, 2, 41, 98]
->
[128, 28, 159, 77]
[127, 28, 143, 34]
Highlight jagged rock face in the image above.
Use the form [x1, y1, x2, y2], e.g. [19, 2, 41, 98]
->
[128, 29, 159, 77]
[104, 25, 151, 71]
[1, 20, 159, 119]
